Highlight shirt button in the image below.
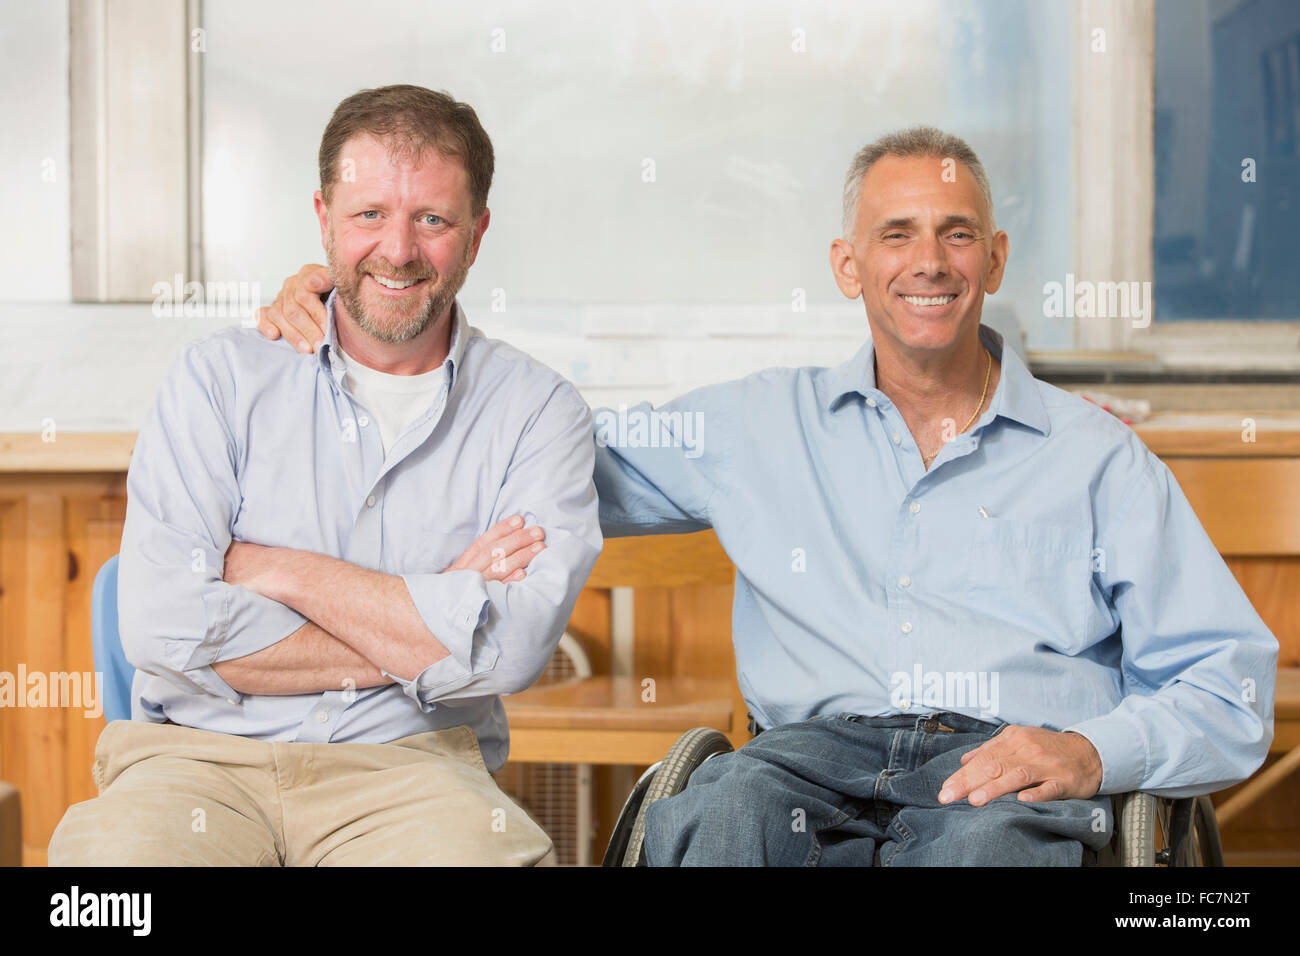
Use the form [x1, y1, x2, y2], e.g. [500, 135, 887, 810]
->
[900, 621, 913, 634]
[892, 433, 901, 445]
[366, 495, 376, 508]
[909, 501, 920, 514]
[898, 575, 911, 587]
[358, 415, 370, 427]
[899, 699, 911, 710]
[315, 710, 329, 723]
[867, 397, 877, 408]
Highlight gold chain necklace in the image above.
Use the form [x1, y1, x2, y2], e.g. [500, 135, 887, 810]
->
[920, 347, 991, 465]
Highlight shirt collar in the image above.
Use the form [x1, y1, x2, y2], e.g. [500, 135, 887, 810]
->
[318, 290, 470, 391]
[822, 323, 1050, 437]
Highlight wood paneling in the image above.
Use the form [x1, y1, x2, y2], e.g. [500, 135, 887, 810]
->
[1224, 557, 1300, 668]
[1165, 459, 1300, 556]
[587, 532, 734, 589]
[0, 476, 127, 866]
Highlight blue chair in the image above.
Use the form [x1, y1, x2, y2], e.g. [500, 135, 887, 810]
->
[91, 554, 135, 723]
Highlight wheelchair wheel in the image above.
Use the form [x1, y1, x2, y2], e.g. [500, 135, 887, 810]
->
[621, 727, 734, 867]
[1117, 793, 1224, 866]
[1182, 796, 1225, 867]
[600, 762, 660, 867]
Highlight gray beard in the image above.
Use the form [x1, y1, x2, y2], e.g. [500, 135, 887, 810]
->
[337, 277, 449, 344]
[327, 231, 471, 344]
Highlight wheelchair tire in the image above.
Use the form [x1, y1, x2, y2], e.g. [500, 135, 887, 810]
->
[1118, 793, 1225, 866]
[622, 727, 734, 867]
[1183, 795, 1225, 867]
[600, 762, 660, 867]
[1118, 792, 1159, 866]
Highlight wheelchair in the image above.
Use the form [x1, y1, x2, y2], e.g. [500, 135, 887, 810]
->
[602, 726, 1225, 867]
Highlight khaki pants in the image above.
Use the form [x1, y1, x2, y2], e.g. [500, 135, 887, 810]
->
[49, 720, 552, 866]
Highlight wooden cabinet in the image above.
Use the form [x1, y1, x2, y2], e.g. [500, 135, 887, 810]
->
[0, 471, 126, 865]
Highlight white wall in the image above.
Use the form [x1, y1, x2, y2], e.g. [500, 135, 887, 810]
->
[0, 0, 1071, 432]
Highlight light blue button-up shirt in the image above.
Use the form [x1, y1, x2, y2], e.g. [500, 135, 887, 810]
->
[119, 294, 601, 770]
[593, 325, 1277, 797]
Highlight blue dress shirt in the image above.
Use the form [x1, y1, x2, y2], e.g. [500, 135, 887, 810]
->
[119, 294, 601, 770]
[593, 325, 1278, 797]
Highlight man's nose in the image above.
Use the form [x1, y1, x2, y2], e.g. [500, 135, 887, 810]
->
[910, 233, 950, 277]
[376, 217, 419, 267]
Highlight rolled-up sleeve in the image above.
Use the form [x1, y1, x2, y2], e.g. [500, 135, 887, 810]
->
[119, 343, 307, 703]
[1063, 454, 1278, 797]
[387, 383, 602, 709]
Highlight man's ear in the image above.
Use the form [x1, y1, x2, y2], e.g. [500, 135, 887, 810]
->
[829, 238, 863, 300]
[314, 190, 330, 250]
[984, 229, 1010, 295]
[467, 207, 491, 267]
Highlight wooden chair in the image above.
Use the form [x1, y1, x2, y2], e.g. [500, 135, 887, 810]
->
[503, 531, 747, 765]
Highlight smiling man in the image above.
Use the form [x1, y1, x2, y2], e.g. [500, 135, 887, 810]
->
[49, 85, 601, 866]
[257, 126, 1276, 867]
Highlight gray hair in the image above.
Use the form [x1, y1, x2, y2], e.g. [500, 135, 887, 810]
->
[841, 126, 994, 242]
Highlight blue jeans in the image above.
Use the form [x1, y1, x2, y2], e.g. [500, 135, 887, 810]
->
[643, 712, 1113, 866]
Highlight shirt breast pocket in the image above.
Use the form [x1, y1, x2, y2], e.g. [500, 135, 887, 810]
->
[394, 527, 480, 576]
[965, 517, 1089, 651]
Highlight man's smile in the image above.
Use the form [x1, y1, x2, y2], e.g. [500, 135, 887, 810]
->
[365, 273, 429, 295]
[897, 292, 958, 307]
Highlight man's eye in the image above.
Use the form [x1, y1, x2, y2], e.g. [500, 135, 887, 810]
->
[361, 211, 379, 220]
[884, 233, 907, 240]
[949, 231, 974, 241]
[422, 215, 444, 226]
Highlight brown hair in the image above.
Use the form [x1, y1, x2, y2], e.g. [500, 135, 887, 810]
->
[318, 84, 494, 213]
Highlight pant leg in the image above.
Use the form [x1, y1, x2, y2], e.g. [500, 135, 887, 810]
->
[876, 716, 1113, 866]
[48, 720, 283, 867]
[643, 716, 894, 866]
[292, 726, 552, 867]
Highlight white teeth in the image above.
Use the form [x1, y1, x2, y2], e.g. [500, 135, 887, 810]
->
[371, 275, 420, 290]
[901, 294, 957, 306]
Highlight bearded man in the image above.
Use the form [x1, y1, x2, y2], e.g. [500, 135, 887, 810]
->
[49, 85, 601, 866]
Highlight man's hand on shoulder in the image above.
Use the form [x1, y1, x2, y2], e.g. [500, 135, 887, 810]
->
[938, 726, 1103, 806]
[256, 262, 333, 353]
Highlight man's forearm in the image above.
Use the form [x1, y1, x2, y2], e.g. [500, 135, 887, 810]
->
[253, 548, 451, 681]
[212, 620, 393, 695]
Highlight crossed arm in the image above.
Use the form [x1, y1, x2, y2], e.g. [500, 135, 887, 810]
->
[212, 518, 545, 695]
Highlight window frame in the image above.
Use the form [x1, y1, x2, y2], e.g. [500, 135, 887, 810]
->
[1072, 0, 1300, 371]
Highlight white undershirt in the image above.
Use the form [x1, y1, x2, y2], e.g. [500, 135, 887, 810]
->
[335, 346, 448, 456]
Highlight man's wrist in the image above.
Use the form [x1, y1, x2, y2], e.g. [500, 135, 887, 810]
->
[1065, 730, 1104, 795]
[258, 545, 306, 607]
